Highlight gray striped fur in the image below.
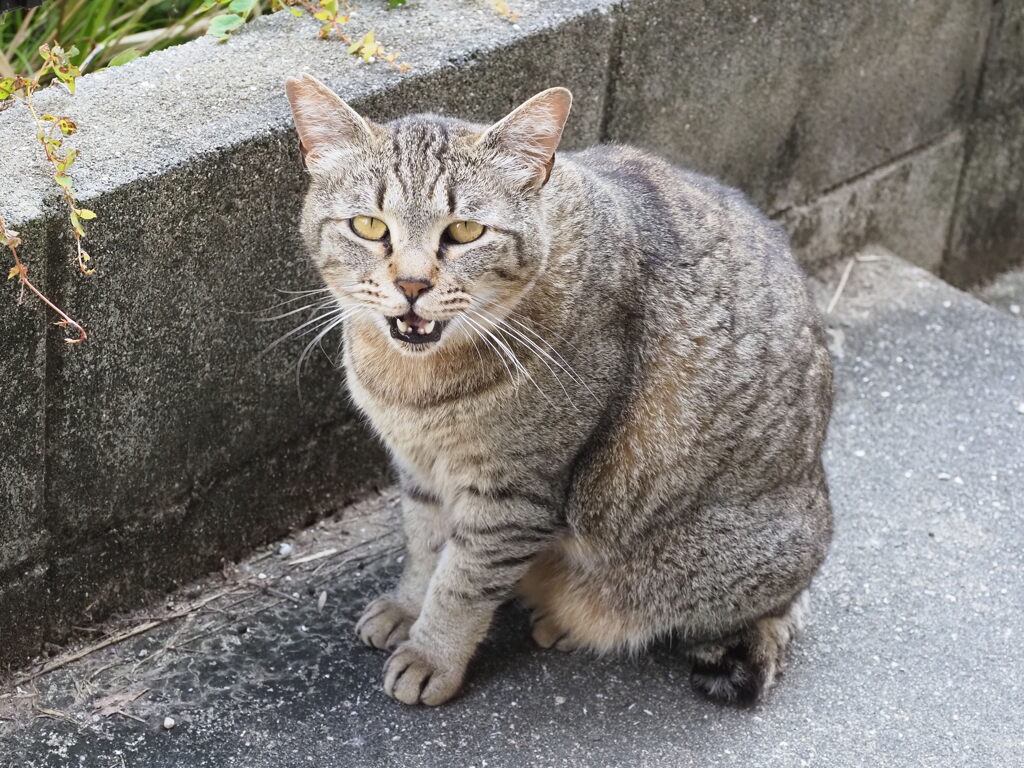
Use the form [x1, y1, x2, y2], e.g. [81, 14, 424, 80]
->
[286, 77, 833, 707]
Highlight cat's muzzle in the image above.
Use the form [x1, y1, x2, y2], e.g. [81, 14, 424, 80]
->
[388, 311, 445, 345]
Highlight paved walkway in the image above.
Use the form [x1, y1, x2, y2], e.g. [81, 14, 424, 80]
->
[3, 252, 1022, 767]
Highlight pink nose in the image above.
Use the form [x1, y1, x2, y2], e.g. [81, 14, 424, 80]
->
[395, 279, 431, 300]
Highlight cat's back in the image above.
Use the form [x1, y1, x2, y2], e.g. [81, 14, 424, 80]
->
[567, 144, 794, 273]
[563, 144, 821, 348]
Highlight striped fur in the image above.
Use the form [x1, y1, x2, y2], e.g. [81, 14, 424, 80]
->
[286, 78, 834, 707]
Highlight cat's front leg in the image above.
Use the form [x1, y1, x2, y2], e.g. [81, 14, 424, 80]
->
[382, 489, 557, 706]
[356, 483, 447, 650]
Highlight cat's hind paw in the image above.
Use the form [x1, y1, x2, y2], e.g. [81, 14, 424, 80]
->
[689, 646, 767, 706]
[530, 611, 579, 652]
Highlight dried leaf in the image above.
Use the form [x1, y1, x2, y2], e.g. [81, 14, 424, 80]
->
[92, 687, 149, 718]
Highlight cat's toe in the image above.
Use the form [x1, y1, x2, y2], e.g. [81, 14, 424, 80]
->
[356, 597, 414, 650]
[530, 612, 578, 652]
[383, 642, 464, 706]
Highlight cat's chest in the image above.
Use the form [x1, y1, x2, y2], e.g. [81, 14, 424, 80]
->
[346, 365, 500, 495]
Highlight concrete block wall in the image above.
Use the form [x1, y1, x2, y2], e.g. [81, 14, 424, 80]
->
[945, 0, 1024, 287]
[0, 0, 1018, 667]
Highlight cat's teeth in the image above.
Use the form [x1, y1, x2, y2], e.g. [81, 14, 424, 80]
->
[396, 318, 410, 333]
[422, 320, 436, 335]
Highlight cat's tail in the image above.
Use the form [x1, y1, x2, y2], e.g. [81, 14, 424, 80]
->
[686, 590, 809, 706]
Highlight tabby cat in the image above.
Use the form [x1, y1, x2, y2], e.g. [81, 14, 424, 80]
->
[284, 74, 833, 707]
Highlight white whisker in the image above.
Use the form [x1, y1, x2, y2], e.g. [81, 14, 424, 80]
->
[261, 305, 347, 357]
[469, 308, 577, 410]
[464, 313, 554, 407]
[489, 310, 598, 402]
[295, 307, 361, 389]
[256, 298, 336, 323]
[461, 314, 519, 390]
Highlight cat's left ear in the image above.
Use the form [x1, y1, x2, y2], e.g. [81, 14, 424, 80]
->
[476, 87, 572, 190]
[285, 73, 377, 170]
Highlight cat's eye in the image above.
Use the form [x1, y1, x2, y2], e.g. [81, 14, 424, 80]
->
[446, 220, 485, 244]
[351, 216, 388, 241]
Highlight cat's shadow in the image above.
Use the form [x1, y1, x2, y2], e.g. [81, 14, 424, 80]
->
[464, 602, 693, 703]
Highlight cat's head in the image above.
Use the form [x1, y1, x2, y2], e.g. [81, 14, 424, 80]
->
[285, 74, 572, 356]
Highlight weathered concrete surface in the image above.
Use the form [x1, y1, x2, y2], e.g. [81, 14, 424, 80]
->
[0, 220, 51, 661]
[0, 218, 48, 577]
[3, 253, 1022, 766]
[973, 264, 1024, 320]
[945, 0, 1024, 286]
[945, 104, 1024, 287]
[779, 133, 963, 273]
[607, 0, 989, 213]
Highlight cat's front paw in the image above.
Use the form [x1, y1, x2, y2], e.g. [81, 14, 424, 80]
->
[356, 597, 415, 650]
[383, 641, 466, 706]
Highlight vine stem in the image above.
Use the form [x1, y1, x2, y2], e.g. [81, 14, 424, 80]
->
[22, 80, 93, 275]
[2, 215, 87, 344]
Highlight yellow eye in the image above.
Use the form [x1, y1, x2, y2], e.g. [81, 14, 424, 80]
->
[446, 220, 485, 244]
[351, 216, 388, 241]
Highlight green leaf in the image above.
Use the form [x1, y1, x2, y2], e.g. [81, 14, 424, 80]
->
[55, 175, 72, 190]
[229, 0, 256, 11]
[70, 211, 84, 236]
[109, 49, 142, 67]
[387, 0, 407, 7]
[313, 10, 331, 20]
[0, 78, 14, 100]
[208, 13, 245, 39]
[288, 6, 303, 15]
[76, 209, 97, 220]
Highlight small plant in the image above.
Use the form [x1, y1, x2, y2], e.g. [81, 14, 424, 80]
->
[201, 0, 262, 41]
[202, 0, 411, 72]
[1, 43, 88, 343]
[486, 1, 518, 22]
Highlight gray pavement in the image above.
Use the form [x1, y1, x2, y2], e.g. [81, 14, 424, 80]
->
[3, 252, 1022, 767]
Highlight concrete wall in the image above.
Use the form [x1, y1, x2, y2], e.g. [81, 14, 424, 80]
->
[944, 0, 1024, 287]
[0, 0, 1018, 666]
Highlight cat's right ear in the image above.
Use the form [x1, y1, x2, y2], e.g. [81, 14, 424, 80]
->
[285, 74, 375, 170]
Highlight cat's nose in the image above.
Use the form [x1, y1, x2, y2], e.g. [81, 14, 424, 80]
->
[395, 278, 432, 301]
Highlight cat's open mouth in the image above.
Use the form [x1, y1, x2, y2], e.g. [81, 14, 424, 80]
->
[388, 311, 445, 345]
